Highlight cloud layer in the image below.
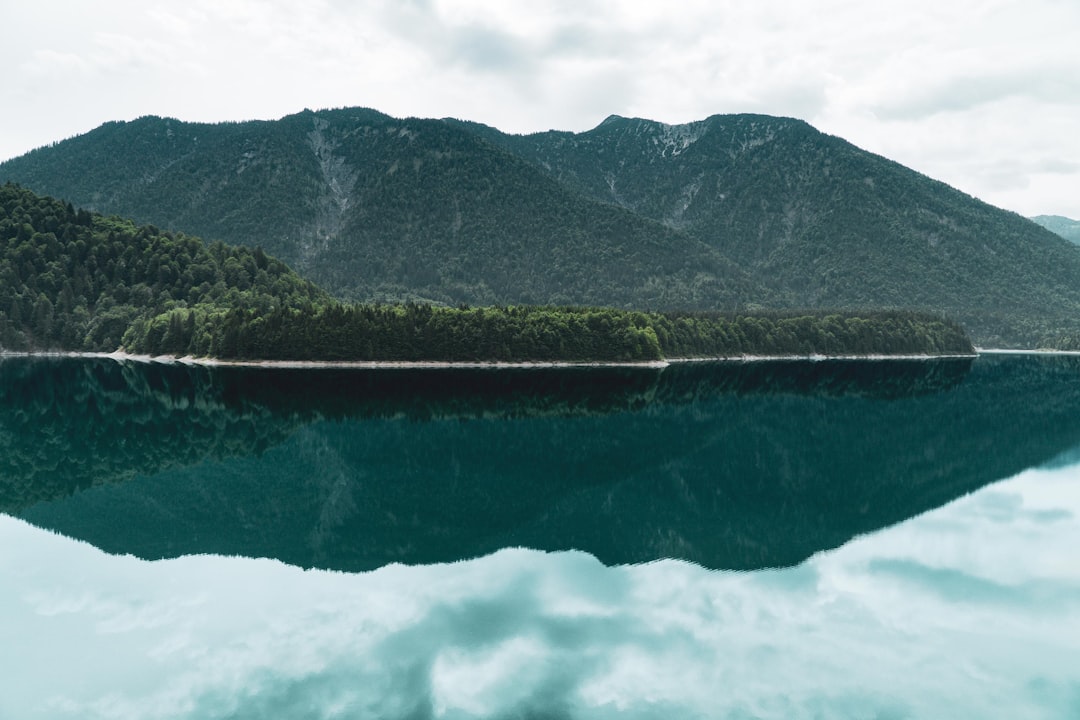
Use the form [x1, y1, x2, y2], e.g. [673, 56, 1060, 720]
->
[2, 462, 1080, 719]
[2, 0, 1079, 218]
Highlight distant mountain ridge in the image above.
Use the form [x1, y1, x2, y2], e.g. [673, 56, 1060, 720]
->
[1031, 214, 1080, 244]
[3, 107, 1080, 346]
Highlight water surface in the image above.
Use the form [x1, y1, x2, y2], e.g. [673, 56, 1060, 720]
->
[2, 355, 1079, 718]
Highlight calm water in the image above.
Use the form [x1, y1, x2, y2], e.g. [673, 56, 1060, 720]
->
[1, 355, 1079, 718]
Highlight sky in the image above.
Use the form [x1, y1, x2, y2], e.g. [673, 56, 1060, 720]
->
[2, 0, 1078, 219]
[3, 463, 1079, 718]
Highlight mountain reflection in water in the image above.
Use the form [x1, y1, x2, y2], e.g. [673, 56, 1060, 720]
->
[6, 355, 1080, 571]
[2, 460, 1079, 719]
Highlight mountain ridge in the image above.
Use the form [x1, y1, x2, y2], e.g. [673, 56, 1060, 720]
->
[1031, 214, 1080, 244]
[2, 110, 763, 311]
[3, 107, 1079, 347]
[468, 113, 1080, 345]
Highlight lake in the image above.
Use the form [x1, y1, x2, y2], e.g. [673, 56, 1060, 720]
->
[1, 354, 1079, 718]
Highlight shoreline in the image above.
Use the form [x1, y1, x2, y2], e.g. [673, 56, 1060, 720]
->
[973, 347, 1080, 356]
[0, 349, 981, 369]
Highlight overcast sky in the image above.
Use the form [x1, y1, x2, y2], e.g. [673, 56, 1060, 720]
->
[3, 0, 1078, 218]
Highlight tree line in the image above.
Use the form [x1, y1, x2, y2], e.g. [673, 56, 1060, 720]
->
[2, 183, 974, 361]
[123, 302, 973, 361]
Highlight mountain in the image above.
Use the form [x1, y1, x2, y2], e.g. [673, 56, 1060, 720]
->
[3, 108, 1080, 346]
[461, 114, 1080, 346]
[1031, 214, 1080, 244]
[0, 110, 758, 311]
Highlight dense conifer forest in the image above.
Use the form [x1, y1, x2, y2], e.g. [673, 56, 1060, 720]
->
[0, 183, 325, 352]
[127, 303, 973, 361]
[1, 183, 973, 361]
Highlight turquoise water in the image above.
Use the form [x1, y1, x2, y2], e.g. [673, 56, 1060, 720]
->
[1, 356, 1079, 718]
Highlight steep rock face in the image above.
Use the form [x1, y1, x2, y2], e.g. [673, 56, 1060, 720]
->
[305, 116, 359, 267]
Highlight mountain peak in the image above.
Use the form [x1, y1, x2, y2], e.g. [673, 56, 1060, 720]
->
[589, 115, 709, 157]
[597, 114, 629, 127]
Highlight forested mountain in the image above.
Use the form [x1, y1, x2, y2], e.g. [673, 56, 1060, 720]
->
[3, 108, 1079, 346]
[464, 114, 1080, 346]
[1031, 214, 1080, 244]
[1, 184, 970, 360]
[0, 110, 758, 311]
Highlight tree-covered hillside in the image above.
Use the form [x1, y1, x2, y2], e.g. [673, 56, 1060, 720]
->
[0, 110, 762, 311]
[0, 183, 326, 352]
[0, 184, 972, 360]
[468, 114, 1080, 347]
[127, 303, 973, 362]
[3, 109, 1076, 346]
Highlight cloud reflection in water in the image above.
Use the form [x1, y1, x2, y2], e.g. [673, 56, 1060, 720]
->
[2, 464, 1079, 719]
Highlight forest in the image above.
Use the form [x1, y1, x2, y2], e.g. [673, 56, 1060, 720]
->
[1, 183, 974, 361]
[125, 302, 972, 362]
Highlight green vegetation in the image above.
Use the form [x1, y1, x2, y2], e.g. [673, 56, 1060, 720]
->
[4, 108, 1078, 346]
[2, 184, 972, 360]
[1040, 332, 1080, 351]
[0, 183, 326, 352]
[480, 114, 1080, 348]
[650, 309, 972, 358]
[0, 111, 761, 311]
[126, 303, 974, 361]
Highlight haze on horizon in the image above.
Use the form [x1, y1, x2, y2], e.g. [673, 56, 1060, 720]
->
[3, 0, 1079, 219]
